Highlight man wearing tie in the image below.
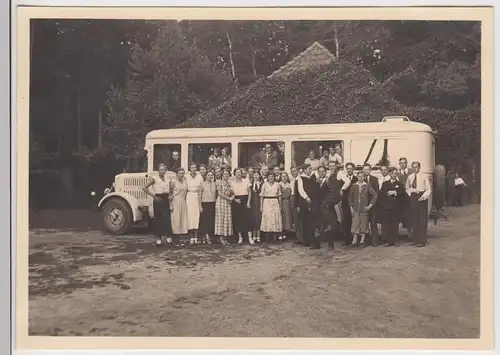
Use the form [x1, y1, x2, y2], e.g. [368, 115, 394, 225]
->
[362, 163, 381, 246]
[289, 166, 304, 244]
[379, 167, 405, 246]
[397, 157, 413, 237]
[296, 164, 317, 246]
[339, 162, 357, 245]
[405, 161, 432, 247]
[319, 162, 345, 249]
[311, 166, 330, 249]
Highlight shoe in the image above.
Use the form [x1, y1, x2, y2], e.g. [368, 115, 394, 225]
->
[310, 245, 320, 250]
[249, 237, 255, 245]
[416, 243, 426, 247]
[238, 237, 243, 244]
[156, 239, 162, 246]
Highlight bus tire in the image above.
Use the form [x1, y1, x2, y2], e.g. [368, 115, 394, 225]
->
[433, 164, 446, 210]
[102, 198, 132, 235]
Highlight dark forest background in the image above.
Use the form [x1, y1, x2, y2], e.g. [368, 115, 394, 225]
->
[29, 20, 481, 209]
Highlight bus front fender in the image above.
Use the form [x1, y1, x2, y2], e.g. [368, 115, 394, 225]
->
[98, 192, 143, 223]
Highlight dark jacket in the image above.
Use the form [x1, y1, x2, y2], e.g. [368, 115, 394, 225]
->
[366, 175, 380, 204]
[256, 150, 279, 169]
[324, 174, 344, 206]
[379, 179, 405, 211]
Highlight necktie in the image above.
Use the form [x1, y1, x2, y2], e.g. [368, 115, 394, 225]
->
[266, 154, 269, 163]
[412, 174, 417, 189]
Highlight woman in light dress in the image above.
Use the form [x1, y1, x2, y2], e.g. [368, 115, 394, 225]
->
[170, 168, 188, 242]
[260, 172, 283, 244]
[231, 168, 253, 245]
[249, 170, 263, 243]
[142, 163, 173, 246]
[186, 162, 204, 245]
[279, 172, 293, 241]
[215, 169, 234, 245]
[199, 171, 217, 244]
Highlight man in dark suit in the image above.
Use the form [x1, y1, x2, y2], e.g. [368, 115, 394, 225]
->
[256, 143, 279, 169]
[341, 162, 357, 245]
[277, 141, 285, 169]
[317, 162, 344, 249]
[362, 163, 380, 246]
[397, 157, 413, 238]
[310, 166, 330, 249]
[290, 166, 304, 244]
[380, 167, 405, 246]
[170, 150, 181, 173]
[296, 164, 317, 246]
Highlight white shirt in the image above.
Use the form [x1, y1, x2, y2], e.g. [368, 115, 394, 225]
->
[329, 153, 343, 165]
[296, 174, 312, 200]
[151, 175, 171, 194]
[335, 170, 353, 191]
[406, 173, 432, 200]
[455, 177, 466, 186]
[378, 175, 390, 189]
[290, 176, 300, 196]
[232, 179, 249, 195]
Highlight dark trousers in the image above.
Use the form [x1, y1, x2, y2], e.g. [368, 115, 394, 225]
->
[381, 209, 400, 245]
[291, 199, 304, 242]
[299, 207, 314, 245]
[399, 196, 411, 231]
[409, 193, 429, 245]
[152, 194, 173, 238]
[368, 208, 379, 245]
[342, 199, 353, 244]
[454, 185, 465, 206]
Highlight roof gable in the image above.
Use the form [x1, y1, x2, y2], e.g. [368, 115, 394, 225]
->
[268, 41, 336, 79]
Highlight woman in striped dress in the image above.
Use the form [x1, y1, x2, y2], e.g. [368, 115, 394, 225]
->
[215, 169, 234, 245]
[260, 172, 283, 243]
[279, 172, 293, 241]
[170, 168, 188, 243]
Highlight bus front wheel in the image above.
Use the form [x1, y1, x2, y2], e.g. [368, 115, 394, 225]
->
[102, 198, 132, 235]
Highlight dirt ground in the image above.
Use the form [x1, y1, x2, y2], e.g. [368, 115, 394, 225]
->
[28, 205, 480, 338]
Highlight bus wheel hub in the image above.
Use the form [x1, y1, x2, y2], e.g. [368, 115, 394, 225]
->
[109, 208, 124, 226]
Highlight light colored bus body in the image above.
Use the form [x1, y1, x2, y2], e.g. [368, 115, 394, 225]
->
[98, 118, 436, 234]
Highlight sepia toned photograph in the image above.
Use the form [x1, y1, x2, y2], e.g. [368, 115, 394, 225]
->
[18, 6, 494, 350]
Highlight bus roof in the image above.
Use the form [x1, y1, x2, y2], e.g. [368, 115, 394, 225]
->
[145, 121, 433, 140]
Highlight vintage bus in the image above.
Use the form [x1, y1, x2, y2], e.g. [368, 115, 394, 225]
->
[97, 116, 443, 235]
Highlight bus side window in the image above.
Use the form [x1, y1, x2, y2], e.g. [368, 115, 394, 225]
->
[238, 141, 285, 171]
[188, 143, 232, 171]
[291, 140, 344, 170]
[153, 144, 182, 172]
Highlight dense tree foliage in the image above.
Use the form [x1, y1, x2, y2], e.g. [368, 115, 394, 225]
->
[29, 19, 481, 208]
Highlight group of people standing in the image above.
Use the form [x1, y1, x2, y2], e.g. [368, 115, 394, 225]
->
[143, 156, 432, 249]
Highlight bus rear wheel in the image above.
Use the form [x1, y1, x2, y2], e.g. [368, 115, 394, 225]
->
[102, 198, 132, 235]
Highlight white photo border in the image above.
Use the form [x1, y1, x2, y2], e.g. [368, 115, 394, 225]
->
[8, 1, 498, 355]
